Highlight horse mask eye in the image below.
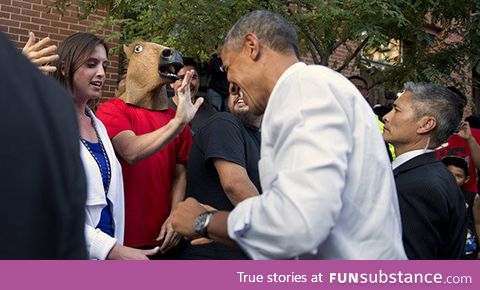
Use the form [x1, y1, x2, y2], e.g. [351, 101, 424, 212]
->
[134, 44, 143, 54]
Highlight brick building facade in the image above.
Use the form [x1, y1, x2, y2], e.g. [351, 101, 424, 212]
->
[0, 0, 120, 98]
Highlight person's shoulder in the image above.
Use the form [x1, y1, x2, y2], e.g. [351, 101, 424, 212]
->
[96, 98, 129, 121]
[200, 100, 217, 114]
[398, 161, 455, 192]
[396, 156, 440, 178]
[200, 112, 242, 132]
[98, 98, 125, 110]
[426, 162, 460, 190]
[304, 63, 338, 75]
[209, 111, 239, 123]
[300, 63, 352, 86]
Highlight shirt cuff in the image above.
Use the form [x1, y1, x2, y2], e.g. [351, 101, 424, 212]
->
[228, 197, 255, 240]
[86, 227, 117, 260]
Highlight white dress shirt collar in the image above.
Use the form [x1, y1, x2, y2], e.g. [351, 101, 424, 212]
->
[392, 149, 434, 170]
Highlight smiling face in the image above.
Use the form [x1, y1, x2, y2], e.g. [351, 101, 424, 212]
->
[227, 84, 249, 115]
[170, 65, 200, 98]
[447, 165, 469, 187]
[227, 84, 262, 127]
[72, 44, 107, 101]
[221, 41, 269, 115]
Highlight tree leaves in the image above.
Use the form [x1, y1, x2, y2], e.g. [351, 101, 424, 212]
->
[51, 0, 479, 92]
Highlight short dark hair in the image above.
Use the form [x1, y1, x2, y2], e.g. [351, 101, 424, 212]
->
[348, 76, 368, 88]
[182, 57, 198, 72]
[53, 32, 109, 95]
[224, 10, 299, 57]
[465, 115, 480, 129]
[441, 156, 469, 177]
[446, 86, 466, 101]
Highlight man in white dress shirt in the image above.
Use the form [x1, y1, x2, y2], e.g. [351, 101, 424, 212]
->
[171, 10, 406, 259]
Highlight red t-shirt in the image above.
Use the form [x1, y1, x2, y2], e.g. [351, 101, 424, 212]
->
[96, 98, 192, 247]
[436, 128, 480, 193]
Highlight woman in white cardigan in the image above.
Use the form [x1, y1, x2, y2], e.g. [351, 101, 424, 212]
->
[23, 32, 158, 259]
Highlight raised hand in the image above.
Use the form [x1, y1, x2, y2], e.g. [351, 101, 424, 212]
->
[174, 69, 204, 125]
[22, 31, 59, 73]
[456, 121, 472, 141]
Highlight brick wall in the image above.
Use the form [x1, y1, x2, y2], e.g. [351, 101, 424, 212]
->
[0, 0, 120, 99]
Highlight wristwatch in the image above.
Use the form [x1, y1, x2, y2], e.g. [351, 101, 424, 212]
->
[194, 211, 217, 237]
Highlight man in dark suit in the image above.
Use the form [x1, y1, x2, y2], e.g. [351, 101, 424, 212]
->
[383, 82, 467, 259]
[0, 32, 87, 259]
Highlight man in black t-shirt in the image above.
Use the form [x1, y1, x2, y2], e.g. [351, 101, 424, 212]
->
[178, 87, 262, 259]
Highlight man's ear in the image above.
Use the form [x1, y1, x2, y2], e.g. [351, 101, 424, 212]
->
[464, 175, 471, 184]
[417, 116, 436, 133]
[244, 33, 260, 60]
[60, 62, 66, 77]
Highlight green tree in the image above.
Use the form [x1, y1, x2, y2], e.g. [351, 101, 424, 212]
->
[52, 0, 479, 91]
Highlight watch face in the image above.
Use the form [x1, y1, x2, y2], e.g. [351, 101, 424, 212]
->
[194, 212, 208, 235]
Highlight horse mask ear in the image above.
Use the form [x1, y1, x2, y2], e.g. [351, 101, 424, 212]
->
[123, 44, 131, 59]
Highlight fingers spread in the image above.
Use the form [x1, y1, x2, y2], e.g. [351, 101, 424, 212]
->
[31, 54, 59, 66]
[22, 32, 35, 53]
[38, 65, 57, 74]
[156, 226, 166, 241]
[193, 97, 204, 110]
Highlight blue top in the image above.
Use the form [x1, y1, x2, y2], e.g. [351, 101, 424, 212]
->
[82, 139, 114, 237]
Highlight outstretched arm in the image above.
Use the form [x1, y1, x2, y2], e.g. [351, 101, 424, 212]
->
[213, 159, 260, 206]
[111, 70, 203, 164]
[457, 121, 480, 170]
[22, 31, 58, 73]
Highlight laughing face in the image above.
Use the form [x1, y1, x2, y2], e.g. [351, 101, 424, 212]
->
[72, 44, 107, 101]
[228, 83, 249, 115]
[170, 65, 200, 99]
[221, 42, 268, 115]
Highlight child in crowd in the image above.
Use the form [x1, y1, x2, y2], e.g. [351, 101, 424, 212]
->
[442, 156, 480, 259]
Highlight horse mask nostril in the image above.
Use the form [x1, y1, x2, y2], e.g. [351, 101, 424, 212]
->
[161, 49, 172, 59]
[158, 49, 183, 81]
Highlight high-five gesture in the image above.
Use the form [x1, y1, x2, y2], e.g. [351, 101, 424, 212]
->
[174, 69, 204, 126]
[22, 31, 59, 73]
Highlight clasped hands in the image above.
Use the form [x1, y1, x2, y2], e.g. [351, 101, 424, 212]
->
[171, 197, 216, 245]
